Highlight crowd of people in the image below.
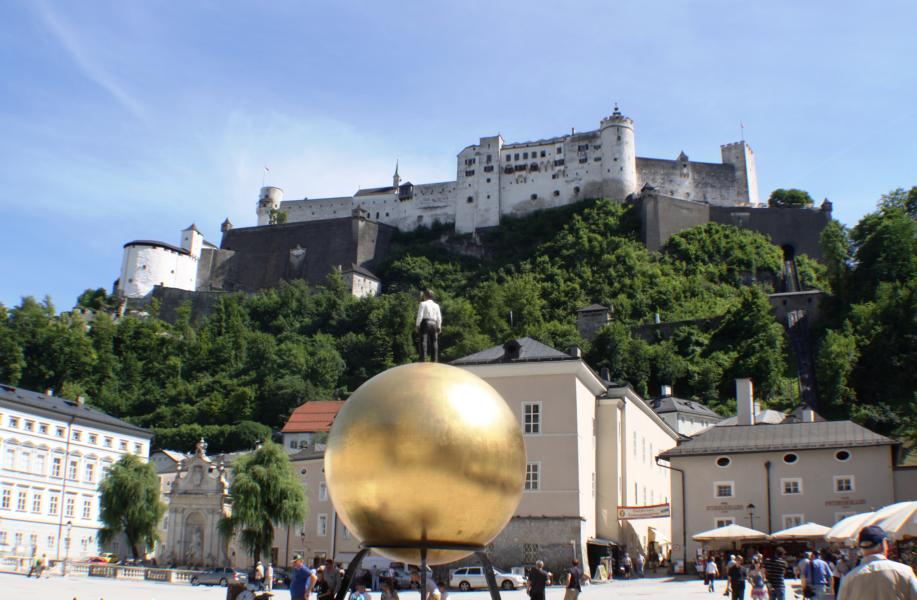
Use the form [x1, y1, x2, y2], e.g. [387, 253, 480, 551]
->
[697, 526, 917, 599]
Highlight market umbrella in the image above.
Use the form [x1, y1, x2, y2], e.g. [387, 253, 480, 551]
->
[771, 522, 831, 540]
[693, 523, 770, 542]
[871, 501, 917, 541]
[825, 512, 875, 543]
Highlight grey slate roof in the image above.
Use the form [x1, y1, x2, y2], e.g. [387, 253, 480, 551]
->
[650, 396, 722, 419]
[659, 420, 895, 458]
[578, 303, 609, 312]
[122, 240, 189, 255]
[0, 383, 151, 438]
[342, 263, 379, 280]
[355, 186, 397, 197]
[451, 337, 575, 365]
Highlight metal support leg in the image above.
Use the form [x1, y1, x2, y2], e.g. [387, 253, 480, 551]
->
[475, 551, 502, 600]
[335, 547, 371, 600]
[420, 547, 428, 600]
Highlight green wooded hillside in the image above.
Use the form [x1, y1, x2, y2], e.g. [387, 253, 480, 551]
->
[1, 189, 914, 452]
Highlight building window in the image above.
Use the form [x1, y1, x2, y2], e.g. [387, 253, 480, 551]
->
[82, 499, 92, 519]
[51, 457, 62, 478]
[68, 460, 78, 480]
[714, 481, 735, 498]
[24, 420, 34, 432]
[579, 157, 588, 164]
[319, 482, 328, 501]
[715, 455, 732, 468]
[522, 403, 541, 434]
[65, 497, 75, 518]
[49, 494, 59, 515]
[88, 434, 97, 444]
[554, 159, 565, 167]
[834, 476, 855, 493]
[553, 190, 560, 196]
[317, 514, 328, 536]
[783, 453, 799, 464]
[31, 492, 42, 513]
[782, 514, 805, 528]
[18, 450, 31, 472]
[781, 478, 803, 495]
[72, 430, 81, 442]
[342, 525, 351, 540]
[134, 443, 142, 454]
[523, 543, 539, 563]
[465, 170, 475, 177]
[288, 440, 297, 449]
[47, 535, 55, 549]
[574, 186, 580, 194]
[103, 437, 112, 448]
[38, 423, 48, 434]
[0, 532, 6, 545]
[3, 448, 14, 469]
[84, 463, 95, 483]
[1, 488, 10, 509]
[715, 517, 735, 528]
[16, 491, 27, 512]
[56, 427, 65, 438]
[524, 462, 541, 491]
[835, 450, 851, 462]
[8, 417, 18, 428]
[523, 152, 528, 159]
[119, 440, 128, 451]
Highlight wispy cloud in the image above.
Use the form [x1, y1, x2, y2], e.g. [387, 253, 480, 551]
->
[31, 0, 149, 124]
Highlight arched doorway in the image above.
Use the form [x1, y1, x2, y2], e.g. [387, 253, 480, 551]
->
[184, 511, 206, 566]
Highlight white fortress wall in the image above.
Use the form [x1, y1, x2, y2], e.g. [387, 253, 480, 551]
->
[119, 244, 197, 298]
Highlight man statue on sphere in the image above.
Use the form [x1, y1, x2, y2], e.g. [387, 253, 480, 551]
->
[415, 289, 442, 362]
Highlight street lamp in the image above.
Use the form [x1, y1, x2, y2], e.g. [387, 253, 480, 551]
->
[64, 521, 73, 575]
[746, 504, 756, 529]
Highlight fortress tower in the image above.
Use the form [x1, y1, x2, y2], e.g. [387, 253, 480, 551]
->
[721, 142, 759, 205]
[599, 105, 638, 200]
[256, 186, 285, 226]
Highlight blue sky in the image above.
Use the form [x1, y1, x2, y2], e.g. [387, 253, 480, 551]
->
[1, 0, 915, 309]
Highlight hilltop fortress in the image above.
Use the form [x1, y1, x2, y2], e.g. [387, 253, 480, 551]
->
[257, 105, 759, 233]
[116, 107, 830, 307]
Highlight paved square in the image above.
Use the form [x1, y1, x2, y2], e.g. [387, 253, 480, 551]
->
[0, 573, 807, 600]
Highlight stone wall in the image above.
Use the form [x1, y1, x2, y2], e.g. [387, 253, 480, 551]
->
[710, 205, 832, 261]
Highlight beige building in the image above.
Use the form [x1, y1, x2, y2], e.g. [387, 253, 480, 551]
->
[453, 338, 679, 574]
[659, 380, 898, 571]
[273, 449, 360, 567]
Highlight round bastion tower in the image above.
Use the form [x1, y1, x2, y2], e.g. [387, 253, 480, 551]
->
[256, 186, 285, 226]
[599, 105, 637, 201]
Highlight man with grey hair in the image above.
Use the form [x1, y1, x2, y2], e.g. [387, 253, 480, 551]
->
[415, 289, 442, 362]
[527, 560, 549, 600]
[838, 526, 917, 600]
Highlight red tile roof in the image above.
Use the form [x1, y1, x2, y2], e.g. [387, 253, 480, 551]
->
[281, 401, 346, 433]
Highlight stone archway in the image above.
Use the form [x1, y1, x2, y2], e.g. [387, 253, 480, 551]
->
[184, 511, 206, 565]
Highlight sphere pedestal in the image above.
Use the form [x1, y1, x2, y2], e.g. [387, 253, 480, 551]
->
[334, 543, 503, 600]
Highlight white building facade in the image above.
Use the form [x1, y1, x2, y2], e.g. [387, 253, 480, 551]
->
[117, 224, 210, 299]
[0, 384, 152, 561]
[265, 108, 759, 235]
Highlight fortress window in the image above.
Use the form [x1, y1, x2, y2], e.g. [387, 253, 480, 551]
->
[486, 154, 492, 163]
[530, 194, 538, 200]
[540, 150, 546, 157]
[484, 165, 494, 173]
[594, 157, 601, 162]
[504, 167, 514, 174]
[529, 163, 539, 171]
[593, 144, 602, 150]
[514, 153, 519, 160]
[385, 212, 389, 217]
[505, 154, 512, 161]
[554, 159, 565, 167]
[523, 152, 528, 159]
[465, 170, 475, 176]
[551, 173, 558, 179]
[486, 178, 491, 183]
[574, 186, 581, 194]
[579, 157, 588, 164]
[556, 146, 563, 154]
[467, 196, 474, 203]
[617, 135, 622, 141]
[553, 190, 560, 197]
[577, 144, 589, 151]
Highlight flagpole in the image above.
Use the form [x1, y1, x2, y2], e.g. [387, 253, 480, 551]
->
[262, 165, 270, 187]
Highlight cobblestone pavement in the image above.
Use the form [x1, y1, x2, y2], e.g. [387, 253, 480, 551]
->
[0, 573, 807, 600]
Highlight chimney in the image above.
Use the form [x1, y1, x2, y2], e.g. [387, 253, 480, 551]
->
[802, 407, 815, 423]
[568, 345, 582, 358]
[661, 385, 673, 397]
[736, 379, 755, 426]
[76, 395, 85, 407]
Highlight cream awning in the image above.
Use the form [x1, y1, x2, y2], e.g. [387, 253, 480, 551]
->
[692, 524, 769, 542]
[771, 522, 831, 540]
[870, 501, 917, 541]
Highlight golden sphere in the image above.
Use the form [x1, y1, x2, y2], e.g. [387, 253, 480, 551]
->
[324, 362, 526, 565]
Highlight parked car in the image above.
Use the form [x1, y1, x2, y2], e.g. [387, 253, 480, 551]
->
[88, 556, 111, 564]
[449, 566, 526, 591]
[190, 567, 249, 587]
[97, 553, 118, 563]
[272, 567, 291, 588]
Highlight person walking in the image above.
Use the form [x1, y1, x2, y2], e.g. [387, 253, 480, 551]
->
[763, 546, 788, 600]
[254, 560, 265, 591]
[727, 555, 747, 600]
[379, 580, 399, 600]
[290, 554, 317, 600]
[837, 525, 917, 600]
[527, 560, 549, 600]
[623, 553, 633, 579]
[748, 558, 768, 600]
[266, 562, 274, 593]
[415, 289, 442, 362]
[324, 558, 342, 599]
[833, 554, 849, 596]
[565, 559, 584, 600]
[705, 555, 720, 593]
[315, 568, 333, 600]
[802, 550, 832, 600]
[635, 552, 645, 578]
